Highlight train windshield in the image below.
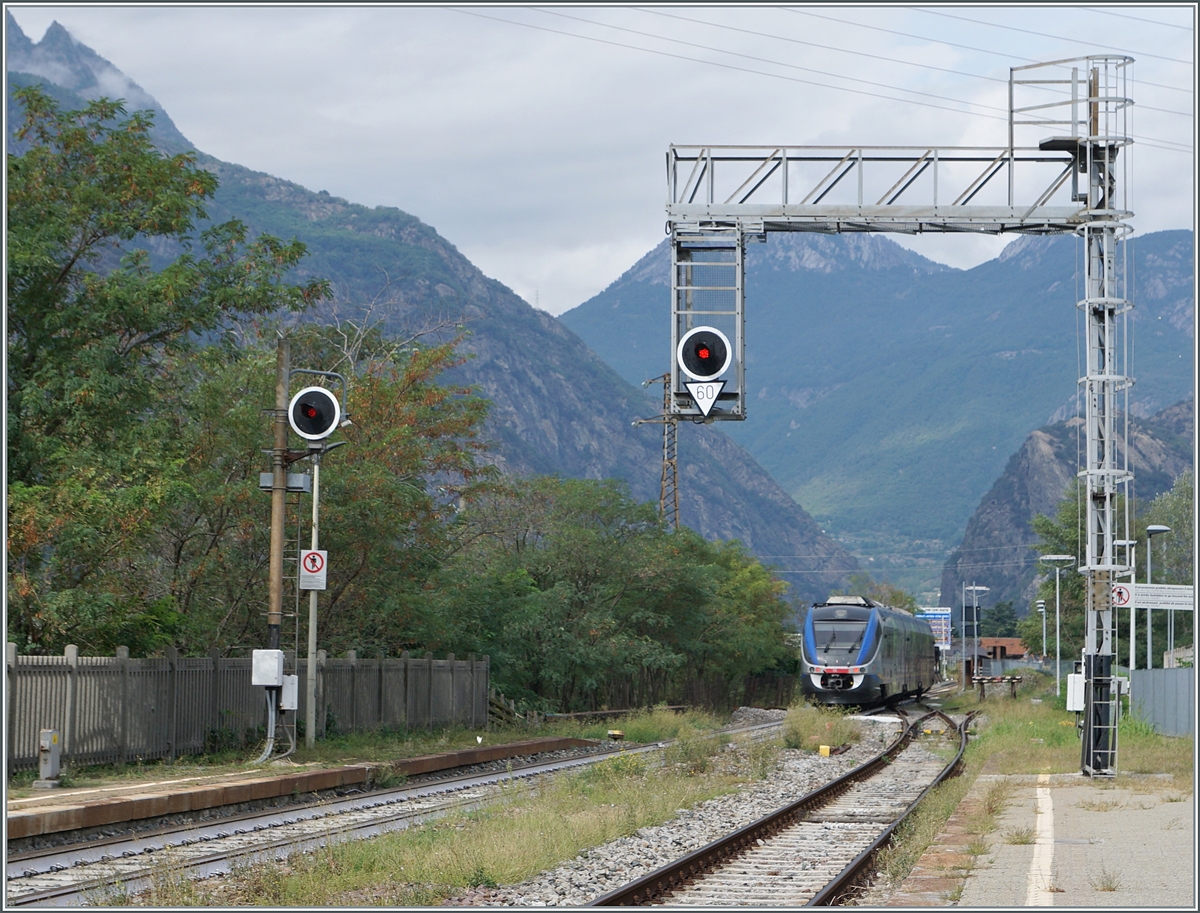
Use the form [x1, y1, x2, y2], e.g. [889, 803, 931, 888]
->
[811, 621, 868, 658]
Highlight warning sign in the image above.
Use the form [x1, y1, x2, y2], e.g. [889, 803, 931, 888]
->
[300, 549, 327, 590]
[1111, 584, 1132, 607]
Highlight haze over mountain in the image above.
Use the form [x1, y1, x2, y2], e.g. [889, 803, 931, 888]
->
[562, 229, 1194, 599]
[6, 16, 859, 605]
[940, 398, 1194, 617]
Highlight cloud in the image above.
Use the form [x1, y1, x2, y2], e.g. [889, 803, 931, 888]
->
[10, 6, 1193, 314]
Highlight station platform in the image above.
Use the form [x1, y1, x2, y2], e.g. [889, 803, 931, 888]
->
[885, 765, 1195, 908]
[6, 737, 594, 843]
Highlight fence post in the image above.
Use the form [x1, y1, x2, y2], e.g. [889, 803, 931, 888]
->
[483, 655, 490, 731]
[468, 654, 476, 730]
[316, 649, 327, 739]
[378, 651, 385, 729]
[7, 643, 17, 769]
[447, 654, 456, 725]
[116, 646, 130, 766]
[400, 650, 410, 731]
[346, 650, 357, 733]
[209, 646, 221, 743]
[166, 646, 178, 761]
[426, 652, 434, 729]
[65, 644, 79, 765]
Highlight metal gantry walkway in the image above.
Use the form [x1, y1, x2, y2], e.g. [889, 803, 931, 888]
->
[664, 56, 1133, 773]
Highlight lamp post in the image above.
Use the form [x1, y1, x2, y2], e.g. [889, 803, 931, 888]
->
[966, 585, 989, 678]
[1040, 555, 1075, 698]
[1037, 600, 1047, 661]
[1147, 525, 1171, 668]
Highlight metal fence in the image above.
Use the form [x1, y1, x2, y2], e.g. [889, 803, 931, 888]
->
[1130, 667, 1194, 737]
[5, 644, 489, 772]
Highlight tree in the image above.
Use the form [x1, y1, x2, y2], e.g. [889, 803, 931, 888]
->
[6, 86, 327, 653]
[980, 601, 1019, 638]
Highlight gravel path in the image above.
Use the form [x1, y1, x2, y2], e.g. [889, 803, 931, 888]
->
[444, 711, 901, 907]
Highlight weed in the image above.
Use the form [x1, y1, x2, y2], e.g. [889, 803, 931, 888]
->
[1076, 798, 1124, 812]
[965, 836, 990, 856]
[1090, 864, 1122, 892]
[781, 704, 862, 752]
[467, 866, 498, 888]
[1003, 826, 1035, 845]
[744, 738, 781, 779]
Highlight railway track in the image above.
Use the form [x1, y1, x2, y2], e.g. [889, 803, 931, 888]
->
[589, 708, 971, 907]
[6, 721, 783, 907]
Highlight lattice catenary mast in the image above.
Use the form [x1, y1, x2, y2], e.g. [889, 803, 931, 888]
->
[663, 56, 1133, 775]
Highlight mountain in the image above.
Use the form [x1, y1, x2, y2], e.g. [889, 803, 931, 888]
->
[939, 398, 1194, 614]
[5, 17, 859, 605]
[561, 228, 1194, 599]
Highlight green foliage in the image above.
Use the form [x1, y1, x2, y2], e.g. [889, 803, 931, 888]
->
[426, 477, 793, 710]
[981, 601, 1019, 638]
[6, 87, 328, 654]
[1018, 471, 1195, 668]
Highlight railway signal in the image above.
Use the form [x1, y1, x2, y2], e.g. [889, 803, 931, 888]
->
[288, 386, 341, 440]
[677, 326, 732, 418]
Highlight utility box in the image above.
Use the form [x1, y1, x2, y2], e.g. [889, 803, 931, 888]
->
[279, 674, 299, 711]
[1066, 672, 1086, 711]
[35, 729, 61, 787]
[251, 649, 285, 687]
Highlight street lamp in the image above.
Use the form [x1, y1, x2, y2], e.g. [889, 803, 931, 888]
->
[1147, 525, 1171, 668]
[1036, 599, 1047, 661]
[966, 584, 989, 678]
[1040, 555, 1076, 698]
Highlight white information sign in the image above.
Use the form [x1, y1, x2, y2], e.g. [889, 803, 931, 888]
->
[1134, 583, 1193, 611]
[685, 380, 726, 418]
[300, 549, 328, 591]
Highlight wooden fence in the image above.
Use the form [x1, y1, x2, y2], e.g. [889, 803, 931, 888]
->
[5, 644, 490, 772]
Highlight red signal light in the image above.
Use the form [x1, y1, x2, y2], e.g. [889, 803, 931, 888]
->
[303, 404, 318, 419]
[697, 345, 711, 361]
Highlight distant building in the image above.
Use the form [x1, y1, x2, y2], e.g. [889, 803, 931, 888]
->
[980, 637, 1028, 662]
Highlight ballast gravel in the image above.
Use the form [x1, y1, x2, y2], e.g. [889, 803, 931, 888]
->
[444, 710, 900, 907]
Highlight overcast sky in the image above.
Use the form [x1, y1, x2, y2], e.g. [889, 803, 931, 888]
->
[9, 5, 1195, 315]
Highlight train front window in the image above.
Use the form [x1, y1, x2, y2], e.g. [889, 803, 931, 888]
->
[813, 621, 867, 658]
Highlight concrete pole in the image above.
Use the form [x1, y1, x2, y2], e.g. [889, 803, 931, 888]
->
[305, 453, 321, 748]
[268, 335, 289, 650]
[1055, 568, 1062, 698]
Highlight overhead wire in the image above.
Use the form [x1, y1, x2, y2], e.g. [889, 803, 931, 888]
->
[454, 8, 1191, 153]
[634, 7, 1191, 118]
[451, 7, 1010, 121]
[784, 9, 1192, 95]
[911, 7, 1194, 66]
[536, 7, 1011, 116]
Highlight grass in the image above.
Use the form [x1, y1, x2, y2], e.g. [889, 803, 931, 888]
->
[781, 703, 863, 752]
[6, 707, 721, 797]
[123, 738, 762, 906]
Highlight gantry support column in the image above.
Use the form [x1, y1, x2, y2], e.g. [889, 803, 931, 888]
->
[1077, 61, 1133, 777]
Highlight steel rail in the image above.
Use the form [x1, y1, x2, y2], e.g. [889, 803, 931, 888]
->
[588, 709, 966, 906]
[8, 721, 784, 907]
[806, 709, 974, 905]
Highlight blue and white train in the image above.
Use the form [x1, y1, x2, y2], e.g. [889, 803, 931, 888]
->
[800, 595, 938, 706]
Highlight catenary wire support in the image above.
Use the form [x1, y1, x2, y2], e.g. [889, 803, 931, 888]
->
[634, 374, 680, 531]
[663, 56, 1134, 775]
